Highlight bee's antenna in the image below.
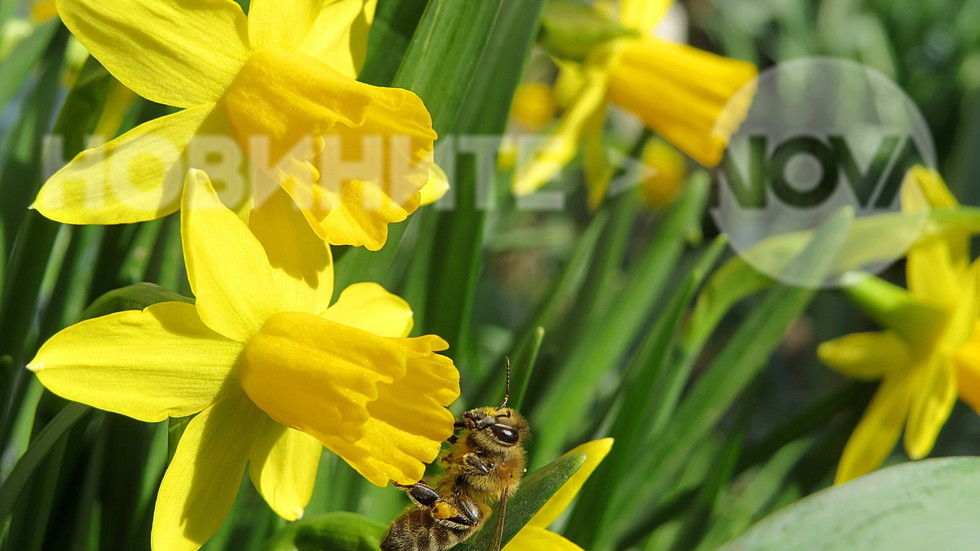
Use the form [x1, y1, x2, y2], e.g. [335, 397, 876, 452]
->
[499, 357, 511, 409]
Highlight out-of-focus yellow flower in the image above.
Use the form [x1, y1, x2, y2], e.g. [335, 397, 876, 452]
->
[514, 0, 756, 207]
[636, 139, 685, 209]
[28, 170, 460, 551]
[30, 0, 58, 22]
[34, 0, 444, 250]
[818, 167, 980, 484]
[504, 438, 613, 550]
[512, 83, 558, 131]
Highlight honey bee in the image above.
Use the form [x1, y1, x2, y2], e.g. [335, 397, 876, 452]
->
[381, 359, 529, 551]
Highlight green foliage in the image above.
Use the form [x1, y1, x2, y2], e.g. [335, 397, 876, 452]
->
[2, 1, 980, 551]
[718, 458, 980, 551]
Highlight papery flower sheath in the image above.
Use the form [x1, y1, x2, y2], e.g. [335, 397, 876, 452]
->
[513, 0, 756, 208]
[34, 0, 445, 250]
[504, 438, 613, 550]
[819, 167, 980, 483]
[28, 170, 460, 551]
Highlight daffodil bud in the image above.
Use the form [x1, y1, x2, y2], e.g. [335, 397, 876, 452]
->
[538, 0, 633, 61]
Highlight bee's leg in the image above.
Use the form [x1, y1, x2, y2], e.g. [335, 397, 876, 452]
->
[462, 452, 494, 475]
[393, 482, 480, 528]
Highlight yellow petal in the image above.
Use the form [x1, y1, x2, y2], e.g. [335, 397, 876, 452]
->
[607, 38, 757, 167]
[512, 65, 609, 196]
[529, 438, 613, 528]
[900, 166, 959, 212]
[152, 392, 265, 551]
[248, 0, 377, 78]
[57, 0, 249, 108]
[835, 373, 913, 484]
[241, 312, 417, 445]
[904, 355, 956, 459]
[248, 416, 322, 521]
[504, 526, 584, 551]
[222, 49, 435, 249]
[316, 334, 459, 485]
[907, 235, 960, 306]
[901, 167, 969, 268]
[33, 105, 216, 224]
[955, 324, 980, 413]
[28, 302, 240, 423]
[419, 163, 450, 206]
[182, 170, 277, 341]
[321, 282, 413, 337]
[249, 185, 334, 315]
[817, 331, 909, 381]
[619, 0, 673, 33]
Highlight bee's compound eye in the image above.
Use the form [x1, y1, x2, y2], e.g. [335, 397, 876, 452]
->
[490, 424, 519, 445]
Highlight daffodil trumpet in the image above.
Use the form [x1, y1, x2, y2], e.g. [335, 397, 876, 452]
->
[513, 0, 757, 209]
[28, 170, 461, 551]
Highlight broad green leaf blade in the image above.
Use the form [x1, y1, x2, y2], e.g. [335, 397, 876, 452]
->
[358, 0, 427, 86]
[394, 0, 503, 132]
[258, 511, 386, 551]
[421, 0, 546, 372]
[453, 452, 586, 551]
[716, 457, 980, 551]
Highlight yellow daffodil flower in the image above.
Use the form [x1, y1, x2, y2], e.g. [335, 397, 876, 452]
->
[637, 138, 685, 209]
[28, 171, 460, 551]
[818, 167, 980, 483]
[34, 0, 442, 250]
[504, 438, 613, 550]
[514, 0, 756, 209]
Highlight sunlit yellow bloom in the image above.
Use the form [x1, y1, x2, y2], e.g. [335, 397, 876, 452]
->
[504, 438, 613, 551]
[818, 167, 980, 483]
[513, 0, 755, 205]
[30, 0, 58, 22]
[636, 139, 685, 209]
[512, 83, 558, 131]
[34, 0, 442, 250]
[28, 171, 460, 551]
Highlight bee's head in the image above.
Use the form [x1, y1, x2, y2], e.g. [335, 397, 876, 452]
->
[462, 407, 529, 449]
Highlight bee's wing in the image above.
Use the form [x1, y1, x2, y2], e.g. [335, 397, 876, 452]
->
[491, 485, 509, 551]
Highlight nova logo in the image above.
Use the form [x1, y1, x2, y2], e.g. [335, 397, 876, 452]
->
[711, 58, 936, 288]
[720, 133, 926, 211]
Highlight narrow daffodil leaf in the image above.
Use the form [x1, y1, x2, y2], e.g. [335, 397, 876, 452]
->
[452, 452, 586, 551]
[258, 511, 387, 551]
[717, 457, 980, 551]
[78, 282, 193, 321]
[0, 19, 60, 107]
[0, 402, 90, 524]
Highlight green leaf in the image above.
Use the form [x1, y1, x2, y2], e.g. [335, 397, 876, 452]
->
[716, 457, 980, 551]
[564, 235, 727, 548]
[0, 402, 91, 525]
[394, 0, 503, 132]
[531, 173, 711, 463]
[0, 19, 60, 108]
[78, 282, 193, 321]
[452, 452, 586, 551]
[614, 207, 855, 543]
[257, 511, 385, 551]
